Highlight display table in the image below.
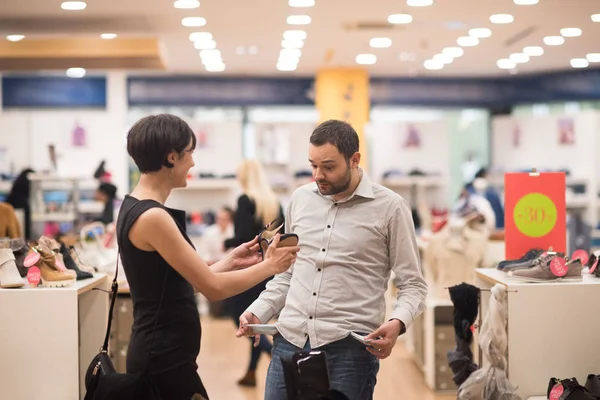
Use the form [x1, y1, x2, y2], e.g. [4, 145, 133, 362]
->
[0, 274, 109, 400]
[475, 268, 600, 399]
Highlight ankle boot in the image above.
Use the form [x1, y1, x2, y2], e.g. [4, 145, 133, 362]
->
[32, 246, 76, 288]
[59, 242, 93, 280]
[585, 374, 600, 398]
[69, 245, 96, 274]
[0, 248, 25, 288]
[238, 369, 256, 387]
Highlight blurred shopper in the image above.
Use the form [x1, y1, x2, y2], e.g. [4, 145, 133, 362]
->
[108, 114, 298, 400]
[225, 159, 284, 387]
[202, 206, 234, 265]
[238, 120, 428, 400]
[5, 168, 34, 239]
[94, 182, 118, 225]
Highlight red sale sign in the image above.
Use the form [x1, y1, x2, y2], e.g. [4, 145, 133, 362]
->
[504, 172, 566, 260]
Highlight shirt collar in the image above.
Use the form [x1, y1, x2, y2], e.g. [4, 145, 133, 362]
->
[312, 168, 375, 201]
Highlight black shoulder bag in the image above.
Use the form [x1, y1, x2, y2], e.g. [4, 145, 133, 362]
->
[84, 206, 168, 400]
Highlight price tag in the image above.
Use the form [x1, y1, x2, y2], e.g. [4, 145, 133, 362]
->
[550, 257, 569, 277]
[572, 249, 589, 265]
[23, 251, 40, 268]
[513, 193, 557, 238]
[590, 257, 599, 274]
[27, 266, 41, 288]
[549, 383, 564, 400]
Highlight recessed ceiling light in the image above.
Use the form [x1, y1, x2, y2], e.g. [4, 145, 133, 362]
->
[457, 36, 479, 47]
[280, 48, 302, 60]
[370, 37, 392, 48]
[433, 53, 453, 65]
[356, 54, 377, 65]
[443, 47, 464, 57]
[469, 28, 492, 38]
[490, 14, 514, 24]
[510, 53, 530, 63]
[206, 64, 226, 72]
[194, 39, 216, 50]
[289, 0, 315, 7]
[61, 1, 86, 10]
[189, 32, 212, 42]
[514, 0, 538, 4]
[199, 49, 222, 61]
[592, 14, 600, 22]
[423, 59, 443, 70]
[497, 59, 516, 69]
[6, 35, 25, 42]
[182, 17, 207, 27]
[560, 27, 582, 37]
[388, 14, 413, 24]
[283, 30, 307, 40]
[66, 67, 86, 78]
[277, 62, 298, 71]
[100, 33, 117, 40]
[543, 36, 565, 45]
[173, 0, 199, 9]
[407, 0, 433, 7]
[287, 15, 311, 25]
[282, 39, 304, 49]
[571, 58, 589, 68]
[586, 53, 600, 63]
[523, 46, 544, 56]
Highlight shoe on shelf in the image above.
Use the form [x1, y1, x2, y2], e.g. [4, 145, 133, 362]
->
[237, 370, 256, 387]
[497, 247, 544, 271]
[503, 248, 565, 273]
[30, 246, 76, 288]
[509, 257, 583, 283]
[0, 248, 25, 288]
[548, 377, 597, 399]
[68, 246, 96, 274]
[585, 374, 600, 398]
[59, 242, 93, 280]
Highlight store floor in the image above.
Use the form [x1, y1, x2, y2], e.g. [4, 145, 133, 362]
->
[197, 316, 454, 400]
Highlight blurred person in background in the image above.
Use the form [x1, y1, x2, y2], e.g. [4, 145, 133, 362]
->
[224, 159, 284, 387]
[202, 206, 235, 265]
[5, 168, 34, 239]
[94, 181, 118, 225]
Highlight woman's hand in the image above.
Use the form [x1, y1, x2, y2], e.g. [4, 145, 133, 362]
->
[229, 236, 262, 270]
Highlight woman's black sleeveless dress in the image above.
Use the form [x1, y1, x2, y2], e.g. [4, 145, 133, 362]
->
[116, 195, 209, 400]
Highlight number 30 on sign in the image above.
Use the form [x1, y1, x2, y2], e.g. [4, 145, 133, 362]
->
[504, 172, 566, 260]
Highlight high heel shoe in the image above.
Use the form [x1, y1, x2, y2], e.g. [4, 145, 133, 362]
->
[0, 248, 25, 288]
[29, 246, 76, 288]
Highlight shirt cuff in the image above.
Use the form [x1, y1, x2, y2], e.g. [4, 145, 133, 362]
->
[245, 301, 276, 324]
[390, 308, 414, 334]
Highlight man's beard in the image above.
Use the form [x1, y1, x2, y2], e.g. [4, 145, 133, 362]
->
[317, 164, 352, 196]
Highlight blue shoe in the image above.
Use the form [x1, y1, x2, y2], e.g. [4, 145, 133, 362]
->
[497, 248, 544, 270]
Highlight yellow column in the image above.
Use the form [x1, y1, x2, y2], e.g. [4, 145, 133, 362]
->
[314, 68, 370, 170]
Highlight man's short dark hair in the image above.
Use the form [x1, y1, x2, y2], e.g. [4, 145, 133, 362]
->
[127, 114, 196, 173]
[309, 120, 359, 160]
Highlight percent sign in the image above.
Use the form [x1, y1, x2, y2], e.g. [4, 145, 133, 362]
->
[513, 193, 557, 238]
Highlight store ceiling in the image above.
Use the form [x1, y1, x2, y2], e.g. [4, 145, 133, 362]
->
[0, 0, 599, 77]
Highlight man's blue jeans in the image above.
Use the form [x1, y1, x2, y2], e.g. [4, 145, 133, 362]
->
[264, 334, 380, 400]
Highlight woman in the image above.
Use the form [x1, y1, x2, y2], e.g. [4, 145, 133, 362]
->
[118, 114, 299, 400]
[224, 159, 283, 387]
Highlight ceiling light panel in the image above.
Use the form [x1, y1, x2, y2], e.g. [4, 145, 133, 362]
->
[523, 46, 543, 56]
[189, 32, 212, 42]
[356, 54, 377, 65]
[543, 35, 565, 45]
[283, 30, 307, 40]
[289, 0, 315, 6]
[490, 14, 514, 24]
[287, 15, 311, 25]
[370, 37, 392, 48]
[587, 53, 600, 63]
[6, 35, 25, 42]
[100, 33, 117, 40]
[457, 36, 479, 46]
[514, 0, 538, 4]
[443, 47, 464, 57]
[510, 53, 530, 63]
[560, 27, 582, 37]
[388, 14, 413, 24]
[424, 59, 443, 70]
[61, 1, 87, 10]
[66, 67, 86, 78]
[282, 39, 304, 49]
[497, 59, 516, 69]
[433, 53, 453, 64]
[182, 17, 207, 27]
[571, 58, 589, 68]
[407, 0, 433, 7]
[174, 0, 200, 9]
[469, 28, 492, 38]
[593, 14, 600, 22]
[194, 40, 216, 50]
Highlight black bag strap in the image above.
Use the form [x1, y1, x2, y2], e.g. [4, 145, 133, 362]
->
[99, 200, 170, 373]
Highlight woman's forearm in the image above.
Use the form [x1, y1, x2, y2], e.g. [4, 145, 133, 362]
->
[209, 253, 236, 273]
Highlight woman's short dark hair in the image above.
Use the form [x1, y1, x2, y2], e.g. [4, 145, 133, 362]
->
[127, 114, 196, 173]
[309, 119, 359, 161]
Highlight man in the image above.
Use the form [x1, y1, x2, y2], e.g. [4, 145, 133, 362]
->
[237, 119, 428, 400]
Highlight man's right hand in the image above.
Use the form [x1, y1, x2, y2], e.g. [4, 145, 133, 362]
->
[264, 234, 299, 275]
[236, 311, 263, 347]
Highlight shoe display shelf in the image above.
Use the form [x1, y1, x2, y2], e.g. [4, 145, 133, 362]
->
[475, 268, 600, 399]
[0, 273, 109, 400]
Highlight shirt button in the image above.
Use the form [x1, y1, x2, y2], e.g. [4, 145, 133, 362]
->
[313, 292, 316, 296]
[309, 316, 313, 319]
[327, 225, 331, 228]
[334, 203, 338, 206]
[321, 248, 325, 252]
[317, 268, 322, 272]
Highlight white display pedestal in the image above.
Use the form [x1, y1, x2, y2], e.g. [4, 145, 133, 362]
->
[0, 274, 109, 400]
[475, 268, 600, 399]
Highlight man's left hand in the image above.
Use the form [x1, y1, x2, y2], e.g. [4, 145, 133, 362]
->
[230, 236, 262, 270]
[364, 319, 404, 360]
